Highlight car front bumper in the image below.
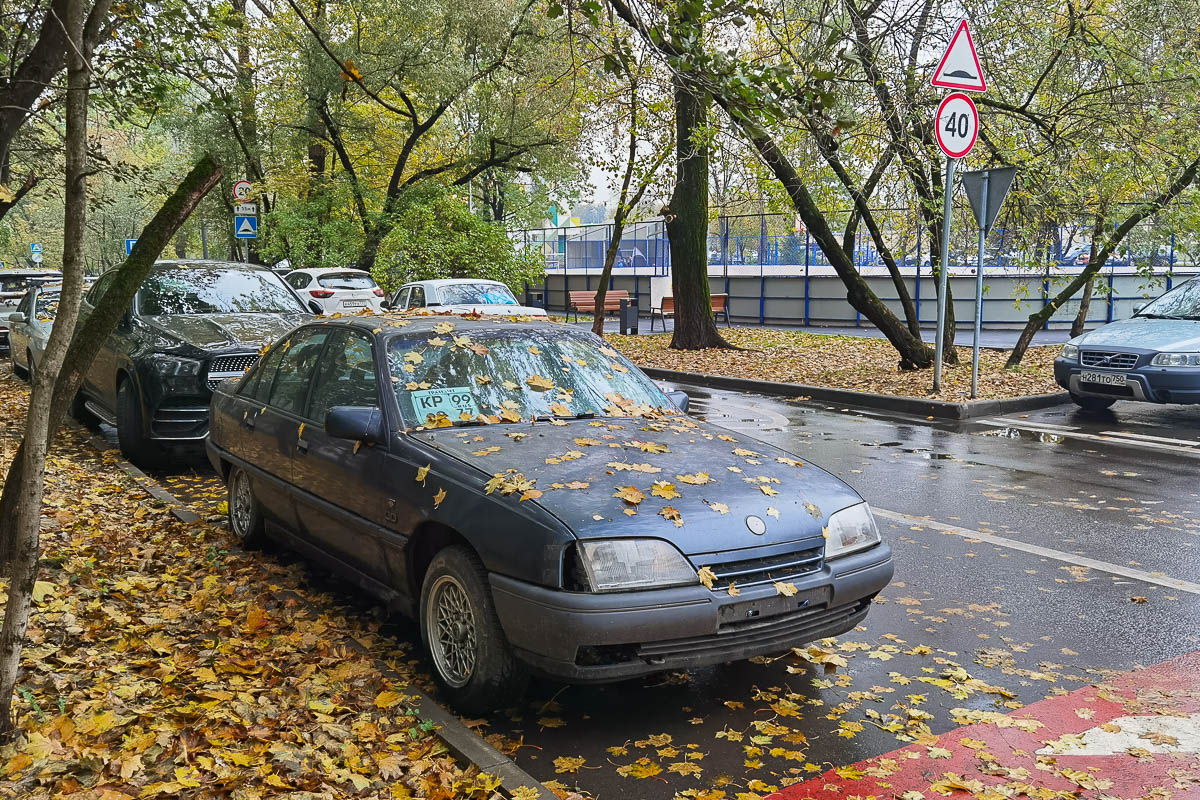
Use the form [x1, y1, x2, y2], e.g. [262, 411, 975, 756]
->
[489, 542, 893, 682]
[1054, 358, 1200, 404]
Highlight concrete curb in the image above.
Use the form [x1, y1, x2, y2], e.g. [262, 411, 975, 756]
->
[80, 430, 554, 799]
[640, 366, 1071, 420]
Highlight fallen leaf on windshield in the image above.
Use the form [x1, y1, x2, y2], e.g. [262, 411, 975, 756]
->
[708, 502, 730, 515]
[526, 375, 554, 391]
[775, 582, 798, 597]
[502, 379, 519, 391]
[549, 402, 572, 416]
[452, 335, 471, 349]
[433, 488, 446, 508]
[433, 321, 455, 334]
[613, 486, 645, 505]
[404, 352, 423, 364]
[426, 337, 447, 347]
[659, 506, 683, 527]
[650, 481, 681, 499]
[476, 375, 492, 385]
[527, 345, 540, 355]
[677, 472, 711, 485]
[697, 566, 717, 589]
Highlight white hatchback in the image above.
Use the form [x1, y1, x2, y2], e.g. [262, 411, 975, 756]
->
[285, 268, 386, 314]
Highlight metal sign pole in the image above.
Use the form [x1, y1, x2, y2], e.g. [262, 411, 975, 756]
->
[933, 157, 956, 393]
[971, 170, 989, 398]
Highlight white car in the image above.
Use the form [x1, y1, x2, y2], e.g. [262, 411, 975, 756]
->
[390, 279, 546, 317]
[284, 268, 386, 314]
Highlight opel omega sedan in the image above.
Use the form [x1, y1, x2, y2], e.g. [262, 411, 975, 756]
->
[1056, 278, 1200, 409]
[207, 315, 893, 712]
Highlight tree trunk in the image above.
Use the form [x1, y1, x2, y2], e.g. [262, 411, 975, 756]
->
[591, 219, 627, 336]
[1071, 214, 1107, 337]
[667, 75, 730, 350]
[0, 0, 99, 735]
[1007, 156, 1200, 367]
[0, 156, 223, 574]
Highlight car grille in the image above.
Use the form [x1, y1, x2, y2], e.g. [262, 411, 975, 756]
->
[207, 354, 259, 391]
[1080, 350, 1138, 370]
[694, 547, 824, 590]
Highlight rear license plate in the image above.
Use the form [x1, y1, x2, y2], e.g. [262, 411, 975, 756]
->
[342, 299, 367, 308]
[1080, 371, 1127, 386]
[718, 585, 830, 624]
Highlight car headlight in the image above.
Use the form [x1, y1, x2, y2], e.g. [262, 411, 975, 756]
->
[574, 539, 696, 592]
[1151, 352, 1200, 367]
[1061, 344, 1079, 361]
[825, 502, 881, 560]
[151, 355, 203, 376]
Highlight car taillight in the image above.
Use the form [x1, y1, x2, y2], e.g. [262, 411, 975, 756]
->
[373, 288, 385, 297]
[309, 289, 335, 299]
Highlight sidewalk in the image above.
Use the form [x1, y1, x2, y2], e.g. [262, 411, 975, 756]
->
[570, 317, 1075, 348]
[771, 651, 1200, 800]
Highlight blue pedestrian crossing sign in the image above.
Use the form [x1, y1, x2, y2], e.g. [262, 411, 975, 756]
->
[234, 216, 258, 239]
[30, 243, 42, 255]
[125, 239, 137, 255]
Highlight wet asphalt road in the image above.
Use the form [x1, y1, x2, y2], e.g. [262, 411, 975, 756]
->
[125, 390, 1200, 799]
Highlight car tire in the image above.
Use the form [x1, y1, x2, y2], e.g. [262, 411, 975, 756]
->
[419, 545, 527, 713]
[116, 379, 162, 466]
[1069, 392, 1116, 411]
[227, 465, 267, 548]
[10, 348, 27, 380]
[69, 390, 94, 424]
[26, 350, 35, 385]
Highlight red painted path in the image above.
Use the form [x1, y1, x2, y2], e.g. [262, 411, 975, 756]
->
[772, 651, 1200, 799]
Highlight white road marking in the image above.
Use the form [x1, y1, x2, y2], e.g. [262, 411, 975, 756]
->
[872, 507, 1200, 595]
[1099, 430, 1200, 446]
[1037, 714, 1200, 755]
[990, 417, 1078, 431]
[978, 420, 1200, 457]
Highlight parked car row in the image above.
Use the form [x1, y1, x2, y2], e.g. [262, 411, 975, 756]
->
[3, 258, 894, 712]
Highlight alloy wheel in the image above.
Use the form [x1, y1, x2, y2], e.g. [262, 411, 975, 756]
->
[426, 575, 477, 687]
[230, 470, 254, 539]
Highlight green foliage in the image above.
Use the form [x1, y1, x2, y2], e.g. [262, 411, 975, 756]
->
[258, 186, 365, 270]
[373, 186, 543, 295]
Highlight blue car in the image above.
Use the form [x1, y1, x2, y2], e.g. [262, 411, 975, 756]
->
[1055, 278, 1200, 410]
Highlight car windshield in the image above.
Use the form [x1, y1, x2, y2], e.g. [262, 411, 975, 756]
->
[137, 268, 306, 315]
[317, 272, 376, 290]
[387, 326, 674, 426]
[437, 283, 518, 306]
[35, 292, 60, 320]
[1136, 280, 1200, 319]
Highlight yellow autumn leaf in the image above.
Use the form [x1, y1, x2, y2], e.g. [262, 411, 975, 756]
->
[375, 690, 404, 708]
[613, 485, 645, 505]
[708, 502, 730, 514]
[775, 582, 799, 596]
[697, 566, 717, 589]
[525, 374, 555, 391]
[650, 480, 680, 499]
[553, 755, 586, 773]
[416, 464, 430, 485]
[658, 506, 683, 527]
[677, 472, 711, 485]
[433, 488, 447, 508]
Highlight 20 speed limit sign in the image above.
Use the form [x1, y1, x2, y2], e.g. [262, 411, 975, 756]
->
[935, 92, 979, 159]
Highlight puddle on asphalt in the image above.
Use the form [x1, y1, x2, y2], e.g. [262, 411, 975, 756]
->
[978, 427, 1065, 444]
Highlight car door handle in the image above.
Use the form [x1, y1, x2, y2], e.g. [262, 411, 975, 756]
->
[296, 438, 308, 455]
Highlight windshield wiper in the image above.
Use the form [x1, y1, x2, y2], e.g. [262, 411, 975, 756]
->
[1134, 312, 1185, 319]
[450, 418, 486, 427]
[534, 412, 596, 422]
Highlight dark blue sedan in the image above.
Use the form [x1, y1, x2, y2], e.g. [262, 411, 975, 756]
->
[207, 314, 893, 712]
[1056, 278, 1200, 409]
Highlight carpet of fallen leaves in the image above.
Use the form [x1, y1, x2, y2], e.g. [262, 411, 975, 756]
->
[606, 329, 1060, 401]
[0, 374, 512, 800]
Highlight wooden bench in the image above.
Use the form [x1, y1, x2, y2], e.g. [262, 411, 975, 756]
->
[651, 293, 730, 331]
[568, 289, 631, 322]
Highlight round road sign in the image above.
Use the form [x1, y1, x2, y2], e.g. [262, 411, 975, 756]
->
[232, 180, 253, 202]
[934, 92, 979, 159]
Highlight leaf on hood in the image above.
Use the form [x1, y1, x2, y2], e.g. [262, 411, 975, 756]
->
[658, 506, 683, 527]
[697, 566, 717, 589]
[574, 437, 603, 447]
[732, 448, 759, 457]
[520, 489, 543, 502]
[776, 456, 804, 467]
[613, 486, 645, 505]
[650, 481, 680, 499]
[433, 321, 455, 334]
[630, 440, 669, 454]
[707, 502, 730, 515]
[607, 461, 661, 474]
[766, 507, 780, 518]
[677, 472, 712, 485]
[759, 485, 780, 497]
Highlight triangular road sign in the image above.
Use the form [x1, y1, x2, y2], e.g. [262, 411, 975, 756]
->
[960, 166, 1017, 233]
[234, 216, 258, 239]
[931, 20, 986, 93]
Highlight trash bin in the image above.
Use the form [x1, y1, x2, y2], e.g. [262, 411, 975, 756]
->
[619, 299, 638, 335]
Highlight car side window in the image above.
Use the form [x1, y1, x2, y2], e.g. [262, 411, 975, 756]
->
[86, 272, 116, 305]
[241, 340, 288, 402]
[266, 328, 330, 414]
[286, 274, 308, 290]
[16, 294, 30, 314]
[306, 330, 379, 424]
[409, 287, 425, 308]
[395, 288, 409, 309]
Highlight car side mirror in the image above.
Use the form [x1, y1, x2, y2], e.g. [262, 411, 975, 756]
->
[325, 406, 386, 444]
[380, 300, 392, 311]
[8, 312, 25, 324]
[666, 390, 690, 413]
[307, 301, 323, 315]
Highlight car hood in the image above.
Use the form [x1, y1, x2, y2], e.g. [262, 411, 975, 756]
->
[143, 312, 311, 350]
[433, 304, 547, 317]
[418, 417, 861, 555]
[1074, 317, 1200, 352]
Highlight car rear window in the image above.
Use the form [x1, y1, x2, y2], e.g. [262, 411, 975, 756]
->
[317, 272, 376, 290]
[438, 283, 517, 306]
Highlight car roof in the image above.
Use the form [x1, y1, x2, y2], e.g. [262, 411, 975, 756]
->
[403, 278, 507, 288]
[289, 267, 372, 276]
[305, 312, 566, 338]
[0, 269, 61, 277]
[153, 259, 275, 272]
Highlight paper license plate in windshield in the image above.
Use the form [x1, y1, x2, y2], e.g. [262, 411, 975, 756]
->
[717, 586, 830, 624]
[1080, 371, 1127, 386]
[342, 299, 367, 307]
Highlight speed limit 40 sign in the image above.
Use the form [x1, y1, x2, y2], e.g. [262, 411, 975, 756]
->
[935, 92, 979, 159]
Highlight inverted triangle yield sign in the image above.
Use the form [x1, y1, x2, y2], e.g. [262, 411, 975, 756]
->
[931, 20, 986, 92]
